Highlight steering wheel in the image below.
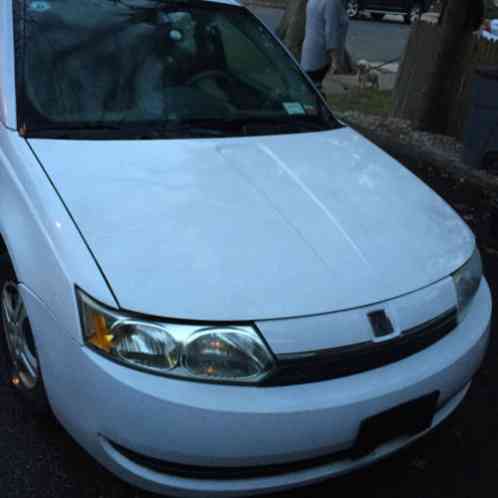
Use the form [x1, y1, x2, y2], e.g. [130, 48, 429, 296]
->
[187, 69, 280, 111]
[186, 69, 234, 87]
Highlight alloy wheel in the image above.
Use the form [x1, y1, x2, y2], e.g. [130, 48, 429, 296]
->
[1, 281, 39, 390]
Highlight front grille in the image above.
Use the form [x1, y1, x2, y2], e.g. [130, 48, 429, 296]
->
[263, 308, 458, 387]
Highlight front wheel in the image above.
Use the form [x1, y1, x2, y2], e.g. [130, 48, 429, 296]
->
[404, 3, 422, 24]
[346, 0, 360, 19]
[0, 256, 50, 414]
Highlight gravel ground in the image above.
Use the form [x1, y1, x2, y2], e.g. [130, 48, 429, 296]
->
[1, 159, 498, 498]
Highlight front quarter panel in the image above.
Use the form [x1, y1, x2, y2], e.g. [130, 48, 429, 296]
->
[0, 126, 117, 341]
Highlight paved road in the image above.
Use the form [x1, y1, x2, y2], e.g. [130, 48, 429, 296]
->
[249, 6, 411, 63]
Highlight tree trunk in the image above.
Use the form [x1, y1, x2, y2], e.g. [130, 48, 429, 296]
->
[418, 0, 483, 133]
[276, 0, 308, 60]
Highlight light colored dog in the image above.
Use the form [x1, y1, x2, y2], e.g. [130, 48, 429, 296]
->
[357, 60, 380, 90]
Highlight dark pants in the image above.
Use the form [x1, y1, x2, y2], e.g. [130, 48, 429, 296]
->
[306, 64, 331, 90]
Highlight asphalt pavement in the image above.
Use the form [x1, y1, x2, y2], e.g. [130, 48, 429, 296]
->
[249, 6, 411, 63]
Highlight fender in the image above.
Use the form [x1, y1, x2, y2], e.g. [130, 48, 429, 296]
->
[0, 126, 117, 342]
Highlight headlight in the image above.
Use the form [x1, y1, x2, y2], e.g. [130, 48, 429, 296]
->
[452, 249, 482, 321]
[77, 291, 275, 384]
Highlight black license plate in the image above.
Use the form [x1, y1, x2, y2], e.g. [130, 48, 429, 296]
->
[353, 391, 440, 458]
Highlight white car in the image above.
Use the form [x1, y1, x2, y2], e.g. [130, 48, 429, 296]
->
[0, 0, 492, 496]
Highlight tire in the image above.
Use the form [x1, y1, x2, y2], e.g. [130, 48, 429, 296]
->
[346, 0, 360, 19]
[404, 3, 422, 24]
[371, 13, 385, 21]
[0, 255, 50, 414]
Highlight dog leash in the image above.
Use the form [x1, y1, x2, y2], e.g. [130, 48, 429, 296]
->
[365, 58, 401, 71]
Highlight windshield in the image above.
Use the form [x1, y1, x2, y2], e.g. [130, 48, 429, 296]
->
[16, 0, 339, 139]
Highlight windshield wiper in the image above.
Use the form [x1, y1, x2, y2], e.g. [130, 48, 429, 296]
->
[176, 115, 332, 136]
[23, 123, 127, 138]
[245, 117, 330, 133]
[150, 123, 227, 138]
[23, 115, 333, 139]
[23, 122, 227, 139]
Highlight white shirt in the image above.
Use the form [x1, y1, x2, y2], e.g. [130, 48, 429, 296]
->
[301, 0, 349, 72]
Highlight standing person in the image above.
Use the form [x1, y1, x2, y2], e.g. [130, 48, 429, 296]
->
[301, 0, 349, 89]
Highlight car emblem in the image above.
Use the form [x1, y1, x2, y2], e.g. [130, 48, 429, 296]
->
[368, 310, 394, 338]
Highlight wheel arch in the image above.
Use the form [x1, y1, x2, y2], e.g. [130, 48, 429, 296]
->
[0, 229, 21, 275]
[0, 129, 117, 341]
[0, 232, 6, 257]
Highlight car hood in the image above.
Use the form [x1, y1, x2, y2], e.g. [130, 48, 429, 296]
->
[29, 128, 474, 321]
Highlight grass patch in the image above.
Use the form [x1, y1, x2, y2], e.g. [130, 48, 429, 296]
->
[326, 88, 393, 117]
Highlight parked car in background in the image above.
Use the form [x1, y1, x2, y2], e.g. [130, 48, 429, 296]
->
[346, 0, 433, 24]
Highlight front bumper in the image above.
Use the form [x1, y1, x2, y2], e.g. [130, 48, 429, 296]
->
[22, 279, 492, 497]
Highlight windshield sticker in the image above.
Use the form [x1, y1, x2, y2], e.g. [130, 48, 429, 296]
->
[303, 104, 318, 115]
[29, 1, 50, 12]
[283, 102, 306, 115]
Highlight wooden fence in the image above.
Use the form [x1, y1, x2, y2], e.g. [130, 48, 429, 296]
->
[393, 22, 498, 140]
